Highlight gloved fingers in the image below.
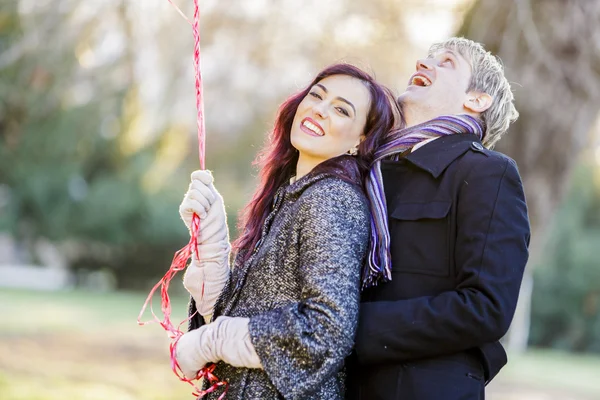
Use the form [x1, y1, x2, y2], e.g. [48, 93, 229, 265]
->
[186, 187, 214, 211]
[175, 329, 210, 380]
[190, 181, 217, 205]
[202, 201, 226, 224]
[180, 363, 201, 380]
[191, 169, 214, 185]
[180, 198, 208, 220]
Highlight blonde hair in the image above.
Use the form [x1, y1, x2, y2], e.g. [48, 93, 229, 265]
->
[429, 37, 519, 148]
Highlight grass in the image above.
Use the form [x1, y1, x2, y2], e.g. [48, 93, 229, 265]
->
[0, 288, 190, 333]
[0, 288, 194, 400]
[491, 349, 600, 399]
[2, 288, 600, 400]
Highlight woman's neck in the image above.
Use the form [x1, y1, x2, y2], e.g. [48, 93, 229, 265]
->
[294, 152, 322, 181]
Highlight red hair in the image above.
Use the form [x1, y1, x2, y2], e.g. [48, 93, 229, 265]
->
[233, 64, 399, 259]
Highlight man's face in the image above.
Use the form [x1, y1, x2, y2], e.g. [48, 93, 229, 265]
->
[398, 48, 473, 126]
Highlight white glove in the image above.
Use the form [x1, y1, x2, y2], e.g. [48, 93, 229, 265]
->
[211, 317, 262, 369]
[179, 170, 231, 323]
[175, 324, 218, 380]
[179, 170, 228, 245]
[183, 242, 230, 324]
[175, 316, 263, 380]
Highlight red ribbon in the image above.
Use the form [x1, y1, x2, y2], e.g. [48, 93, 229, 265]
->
[166, 0, 206, 169]
[138, 1, 227, 398]
[138, 215, 228, 398]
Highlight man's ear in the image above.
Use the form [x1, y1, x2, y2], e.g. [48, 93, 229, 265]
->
[464, 91, 493, 113]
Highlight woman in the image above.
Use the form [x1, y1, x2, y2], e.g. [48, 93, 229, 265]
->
[175, 64, 399, 399]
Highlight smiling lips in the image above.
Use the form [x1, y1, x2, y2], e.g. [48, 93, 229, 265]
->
[409, 73, 433, 87]
[300, 118, 325, 137]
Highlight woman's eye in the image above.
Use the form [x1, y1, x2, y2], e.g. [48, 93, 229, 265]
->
[309, 92, 323, 100]
[442, 58, 453, 66]
[336, 107, 350, 117]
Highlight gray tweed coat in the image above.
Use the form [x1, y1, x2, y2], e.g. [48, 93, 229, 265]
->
[188, 161, 370, 400]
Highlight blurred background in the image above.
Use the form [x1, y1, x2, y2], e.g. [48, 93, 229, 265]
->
[1, 0, 600, 399]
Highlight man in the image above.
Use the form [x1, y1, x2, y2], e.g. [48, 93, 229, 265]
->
[346, 37, 530, 399]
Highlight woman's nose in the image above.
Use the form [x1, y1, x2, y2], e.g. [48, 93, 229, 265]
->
[312, 102, 328, 119]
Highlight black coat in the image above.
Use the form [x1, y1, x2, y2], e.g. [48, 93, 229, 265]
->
[346, 133, 530, 400]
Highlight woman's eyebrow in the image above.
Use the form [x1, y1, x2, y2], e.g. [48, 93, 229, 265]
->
[315, 84, 356, 115]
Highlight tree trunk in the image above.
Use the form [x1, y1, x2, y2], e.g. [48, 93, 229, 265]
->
[459, 0, 600, 352]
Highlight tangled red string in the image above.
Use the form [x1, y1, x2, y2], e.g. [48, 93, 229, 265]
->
[138, 1, 227, 398]
[138, 214, 228, 398]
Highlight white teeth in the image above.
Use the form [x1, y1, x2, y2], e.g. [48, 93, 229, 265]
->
[412, 75, 431, 87]
[302, 120, 324, 136]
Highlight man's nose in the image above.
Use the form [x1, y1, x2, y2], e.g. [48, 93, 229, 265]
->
[416, 58, 434, 71]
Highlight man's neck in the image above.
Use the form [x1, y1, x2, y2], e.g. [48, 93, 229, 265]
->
[402, 106, 434, 128]
[402, 108, 479, 128]
[404, 115, 428, 128]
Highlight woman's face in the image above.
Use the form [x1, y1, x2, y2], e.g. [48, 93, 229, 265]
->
[290, 74, 371, 165]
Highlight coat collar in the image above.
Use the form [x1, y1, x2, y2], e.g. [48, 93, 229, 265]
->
[403, 133, 486, 178]
[286, 155, 361, 197]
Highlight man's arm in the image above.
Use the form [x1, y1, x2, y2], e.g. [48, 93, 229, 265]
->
[354, 156, 530, 365]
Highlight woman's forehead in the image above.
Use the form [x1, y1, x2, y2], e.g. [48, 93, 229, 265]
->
[316, 75, 371, 111]
[316, 75, 369, 96]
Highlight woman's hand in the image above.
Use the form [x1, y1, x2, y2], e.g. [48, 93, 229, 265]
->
[179, 170, 228, 245]
[175, 317, 262, 379]
[175, 325, 216, 380]
[180, 170, 231, 323]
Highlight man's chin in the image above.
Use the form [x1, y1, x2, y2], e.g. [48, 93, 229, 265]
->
[395, 94, 427, 128]
[396, 91, 418, 109]
[397, 88, 421, 100]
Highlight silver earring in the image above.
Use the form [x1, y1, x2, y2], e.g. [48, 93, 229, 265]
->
[347, 145, 358, 156]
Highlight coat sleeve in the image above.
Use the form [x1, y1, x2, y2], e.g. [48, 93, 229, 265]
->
[355, 156, 530, 365]
[248, 180, 369, 400]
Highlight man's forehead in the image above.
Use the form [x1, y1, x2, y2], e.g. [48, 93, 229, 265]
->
[428, 47, 472, 70]
[428, 47, 462, 59]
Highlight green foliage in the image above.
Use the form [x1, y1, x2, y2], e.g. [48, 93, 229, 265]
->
[0, 0, 420, 290]
[530, 161, 600, 353]
[0, 4, 188, 288]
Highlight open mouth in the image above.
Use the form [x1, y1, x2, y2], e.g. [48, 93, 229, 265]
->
[301, 118, 325, 137]
[410, 74, 432, 87]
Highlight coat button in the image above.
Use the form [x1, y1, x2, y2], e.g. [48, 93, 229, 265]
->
[471, 142, 484, 151]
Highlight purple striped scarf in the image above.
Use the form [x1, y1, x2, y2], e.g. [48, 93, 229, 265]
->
[362, 114, 484, 289]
